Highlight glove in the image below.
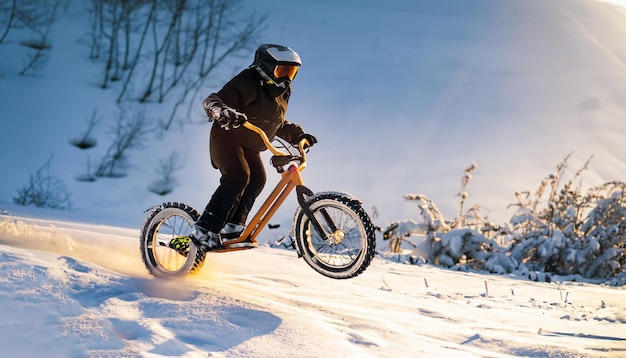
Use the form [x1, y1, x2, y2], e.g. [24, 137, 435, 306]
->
[216, 106, 247, 130]
[204, 93, 247, 130]
[297, 133, 317, 149]
[220, 107, 247, 130]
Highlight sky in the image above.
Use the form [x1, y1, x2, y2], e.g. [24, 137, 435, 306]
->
[0, 0, 626, 356]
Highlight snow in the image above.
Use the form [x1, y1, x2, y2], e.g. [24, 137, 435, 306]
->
[1, 214, 625, 357]
[1, 0, 626, 356]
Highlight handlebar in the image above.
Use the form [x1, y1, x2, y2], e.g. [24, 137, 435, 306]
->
[242, 121, 308, 170]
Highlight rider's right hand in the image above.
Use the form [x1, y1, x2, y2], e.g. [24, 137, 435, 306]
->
[204, 93, 246, 130]
[218, 107, 247, 130]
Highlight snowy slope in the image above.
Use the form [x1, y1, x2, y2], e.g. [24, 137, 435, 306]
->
[1, 215, 625, 357]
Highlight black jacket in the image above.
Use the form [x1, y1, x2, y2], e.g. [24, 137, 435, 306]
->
[206, 67, 305, 152]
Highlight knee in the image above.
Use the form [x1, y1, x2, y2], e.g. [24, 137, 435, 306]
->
[249, 171, 266, 190]
[247, 171, 266, 193]
[221, 170, 250, 192]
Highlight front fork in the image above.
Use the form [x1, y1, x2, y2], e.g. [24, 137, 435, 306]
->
[296, 186, 339, 256]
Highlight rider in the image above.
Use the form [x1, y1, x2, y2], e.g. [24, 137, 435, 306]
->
[192, 44, 317, 249]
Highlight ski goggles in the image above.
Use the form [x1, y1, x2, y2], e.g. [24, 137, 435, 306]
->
[274, 64, 299, 80]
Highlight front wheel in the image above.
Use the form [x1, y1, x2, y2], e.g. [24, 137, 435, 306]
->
[293, 192, 376, 279]
[139, 202, 205, 278]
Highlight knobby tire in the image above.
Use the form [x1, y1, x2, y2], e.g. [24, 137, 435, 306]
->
[139, 202, 206, 278]
[293, 192, 376, 279]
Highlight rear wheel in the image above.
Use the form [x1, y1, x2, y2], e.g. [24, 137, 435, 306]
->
[139, 202, 205, 278]
[293, 192, 376, 279]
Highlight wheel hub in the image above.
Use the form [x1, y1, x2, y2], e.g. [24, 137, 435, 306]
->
[328, 230, 345, 245]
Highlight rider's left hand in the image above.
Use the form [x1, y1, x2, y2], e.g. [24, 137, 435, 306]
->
[297, 133, 317, 149]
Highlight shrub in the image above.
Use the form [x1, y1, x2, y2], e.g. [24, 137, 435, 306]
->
[13, 156, 71, 210]
[69, 109, 101, 150]
[396, 155, 626, 284]
[95, 106, 153, 178]
[148, 151, 183, 196]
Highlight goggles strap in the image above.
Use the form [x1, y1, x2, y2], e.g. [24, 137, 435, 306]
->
[252, 64, 289, 88]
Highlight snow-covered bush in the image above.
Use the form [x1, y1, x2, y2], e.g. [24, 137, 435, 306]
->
[400, 166, 513, 273]
[392, 156, 625, 284]
[507, 156, 625, 279]
[577, 182, 626, 278]
[431, 228, 515, 273]
[13, 156, 72, 210]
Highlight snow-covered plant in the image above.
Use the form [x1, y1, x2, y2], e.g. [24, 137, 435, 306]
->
[148, 151, 183, 195]
[397, 201, 511, 270]
[70, 109, 101, 150]
[404, 194, 450, 238]
[576, 182, 626, 278]
[452, 163, 502, 238]
[507, 155, 599, 275]
[13, 155, 72, 210]
[391, 157, 624, 283]
[401, 164, 507, 267]
[455, 163, 477, 227]
[95, 106, 153, 178]
[508, 155, 591, 238]
[543, 156, 593, 238]
[431, 228, 515, 274]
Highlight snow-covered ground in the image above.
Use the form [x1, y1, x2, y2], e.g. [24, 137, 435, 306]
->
[1, 214, 625, 357]
[1, 0, 626, 356]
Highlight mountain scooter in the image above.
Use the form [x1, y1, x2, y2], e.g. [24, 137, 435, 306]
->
[139, 121, 376, 279]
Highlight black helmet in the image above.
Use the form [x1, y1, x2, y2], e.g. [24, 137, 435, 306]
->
[253, 44, 302, 89]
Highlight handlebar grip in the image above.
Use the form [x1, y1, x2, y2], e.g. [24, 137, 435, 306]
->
[299, 138, 311, 150]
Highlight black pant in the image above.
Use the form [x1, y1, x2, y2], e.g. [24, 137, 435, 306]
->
[197, 135, 266, 233]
